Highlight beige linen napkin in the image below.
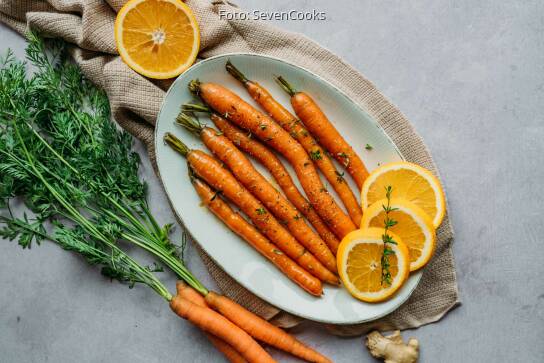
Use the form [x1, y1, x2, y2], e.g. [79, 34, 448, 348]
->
[0, 0, 459, 335]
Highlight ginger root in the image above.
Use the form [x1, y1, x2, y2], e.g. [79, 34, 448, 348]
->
[365, 330, 419, 363]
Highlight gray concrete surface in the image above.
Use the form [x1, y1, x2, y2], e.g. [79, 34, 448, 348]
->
[1, 0, 543, 362]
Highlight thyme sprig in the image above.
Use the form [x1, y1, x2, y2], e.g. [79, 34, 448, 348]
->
[381, 186, 398, 286]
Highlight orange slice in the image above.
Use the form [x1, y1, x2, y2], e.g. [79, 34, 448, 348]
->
[115, 0, 200, 79]
[361, 161, 446, 228]
[337, 228, 410, 303]
[361, 199, 436, 271]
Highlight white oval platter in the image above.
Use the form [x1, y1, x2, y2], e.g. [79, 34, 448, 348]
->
[155, 53, 422, 324]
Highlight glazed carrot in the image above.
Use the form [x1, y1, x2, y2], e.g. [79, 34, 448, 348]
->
[206, 291, 332, 363]
[210, 113, 340, 254]
[164, 133, 339, 285]
[226, 61, 362, 227]
[185, 81, 357, 239]
[177, 113, 337, 273]
[191, 176, 323, 295]
[170, 295, 275, 363]
[175, 281, 248, 363]
[276, 76, 370, 190]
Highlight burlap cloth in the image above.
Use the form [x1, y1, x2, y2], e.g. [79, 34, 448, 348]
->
[0, 0, 459, 336]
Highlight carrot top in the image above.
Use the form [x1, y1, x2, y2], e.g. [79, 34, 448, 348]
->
[276, 76, 298, 97]
[226, 59, 250, 84]
[183, 102, 213, 114]
[176, 112, 205, 134]
[0, 34, 211, 301]
[165, 132, 191, 156]
[189, 79, 203, 96]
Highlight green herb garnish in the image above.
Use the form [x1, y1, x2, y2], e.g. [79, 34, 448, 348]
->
[309, 150, 322, 160]
[337, 152, 350, 166]
[381, 186, 398, 286]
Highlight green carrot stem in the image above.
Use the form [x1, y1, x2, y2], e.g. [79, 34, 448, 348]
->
[176, 112, 204, 135]
[164, 132, 190, 157]
[276, 76, 298, 97]
[182, 103, 212, 114]
[122, 232, 208, 295]
[225, 60, 249, 84]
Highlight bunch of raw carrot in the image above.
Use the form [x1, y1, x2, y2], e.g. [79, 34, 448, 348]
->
[172, 281, 330, 363]
[0, 35, 332, 363]
[165, 61, 369, 297]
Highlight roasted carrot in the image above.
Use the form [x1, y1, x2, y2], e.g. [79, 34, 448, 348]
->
[185, 81, 357, 239]
[206, 291, 332, 363]
[191, 176, 323, 295]
[175, 281, 248, 363]
[170, 295, 275, 363]
[276, 76, 370, 190]
[226, 61, 362, 227]
[177, 113, 337, 273]
[164, 133, 339, 285]
[210, 113, 340, 254]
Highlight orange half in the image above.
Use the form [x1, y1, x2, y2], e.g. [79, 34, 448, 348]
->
[115, 0, 200, 79]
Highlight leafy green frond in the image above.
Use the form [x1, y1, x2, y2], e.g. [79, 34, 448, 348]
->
[0, 33, 212, 299]
[0, 214, 46, 248]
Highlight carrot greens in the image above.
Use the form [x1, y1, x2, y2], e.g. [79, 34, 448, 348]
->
[0, 32, 205, 296]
